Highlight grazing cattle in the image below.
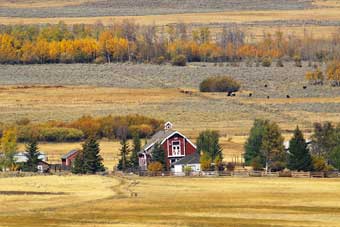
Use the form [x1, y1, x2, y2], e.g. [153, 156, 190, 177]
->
[264, 84, 268, 88]
[249, 93, 252, 97]
[303, 86, 307, 89]
[267, 96, 270, 99]
[286, 95, 290, 98]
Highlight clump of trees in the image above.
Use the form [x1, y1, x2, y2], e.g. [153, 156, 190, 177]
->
[0, 114, 163, 143]
[244, 119, 285, 172]
[244, 119, 340, 172]
[199, 76, 241, 95]
[171, 55, 187, 66]
[197, 130, 223, 171]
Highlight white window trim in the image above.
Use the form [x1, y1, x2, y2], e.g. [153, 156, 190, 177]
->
[171, 141, 181, 157]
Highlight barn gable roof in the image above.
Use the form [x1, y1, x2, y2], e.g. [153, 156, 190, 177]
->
[173, 152, 200, 165]
[61, 149, 79, 159]
[139, 129, 196, 154]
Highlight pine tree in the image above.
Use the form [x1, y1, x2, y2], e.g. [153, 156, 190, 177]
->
[72, 151, 85, 174]
[118, 138, 130, 171]
[152, 142, 166, 170]
[288, 126, 312, 171]
[82, 137, 105, 174]
[130, 133, 141, 169]
[23, 140, 40, 172]
[244, 119, 268, 166]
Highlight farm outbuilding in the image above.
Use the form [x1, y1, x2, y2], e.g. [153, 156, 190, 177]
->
[173, 152, 201, 173]
[138, 122, 197, 171]
[61, 149, 80, 169]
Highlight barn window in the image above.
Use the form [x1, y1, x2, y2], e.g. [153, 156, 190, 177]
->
[172, 141, 181, 156]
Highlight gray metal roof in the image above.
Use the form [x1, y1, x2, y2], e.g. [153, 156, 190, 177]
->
[61, 149, 79, 159]
[139, 129, 175, 154]
[173, 152, 200, 165]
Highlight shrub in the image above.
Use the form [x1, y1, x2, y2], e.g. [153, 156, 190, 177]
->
[293, 55, 302, 67]
[154, 56, 166, 65]
[200, 153, 212, 171]
[305, 68, 324, 85]
[184, 166, 192, 175]
[261, 56, 272, 67]
[171, 55, 187, 66]
[312, 156, 328, 171]
[199, 76, 241, 95]
[147, 162, 163, 172]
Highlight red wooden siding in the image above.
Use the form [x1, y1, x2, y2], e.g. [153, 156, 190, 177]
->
[62, 152, 79, 167]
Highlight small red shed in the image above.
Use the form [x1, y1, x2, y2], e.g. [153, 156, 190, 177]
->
[61, 149, 80, 168]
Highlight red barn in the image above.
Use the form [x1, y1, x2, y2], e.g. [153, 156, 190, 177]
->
[138, 122, 197, 171]
[61, 149, 80, 169]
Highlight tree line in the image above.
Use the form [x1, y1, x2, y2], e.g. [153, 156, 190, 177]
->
[0, 114, 163, 143]
[1, 21, 340, 64]
[245, 120, 340, 172]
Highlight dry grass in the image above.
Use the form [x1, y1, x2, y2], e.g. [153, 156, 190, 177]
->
[1, 175, 340, 226]
[0, 0, 96, 8]
[2, 7, 340, 25]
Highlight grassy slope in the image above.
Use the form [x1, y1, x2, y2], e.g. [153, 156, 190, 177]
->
[1, 176, 340, 227]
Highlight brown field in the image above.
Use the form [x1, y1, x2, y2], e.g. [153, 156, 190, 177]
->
[1, 0, 340, 38]
[1, 175, 340, 227]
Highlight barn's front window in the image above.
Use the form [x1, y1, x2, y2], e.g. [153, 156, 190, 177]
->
[172, 141, 181, 156]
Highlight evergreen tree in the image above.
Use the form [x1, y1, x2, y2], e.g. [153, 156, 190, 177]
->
[244, 119, 268, 166]
[130, 133, 141, 168]
[23, 140, 40, 172]
[287, 126, 313, 171]
[330, 146, 340, 170]
[118, 138, 130, 171]
[72, 151, 85, 174]
[82, 137, 105, 173]
[152, 142, 166, 169]
[196, 130, 222, 161]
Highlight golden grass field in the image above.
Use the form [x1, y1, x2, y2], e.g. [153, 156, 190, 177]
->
[1, 175, 340, 227]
